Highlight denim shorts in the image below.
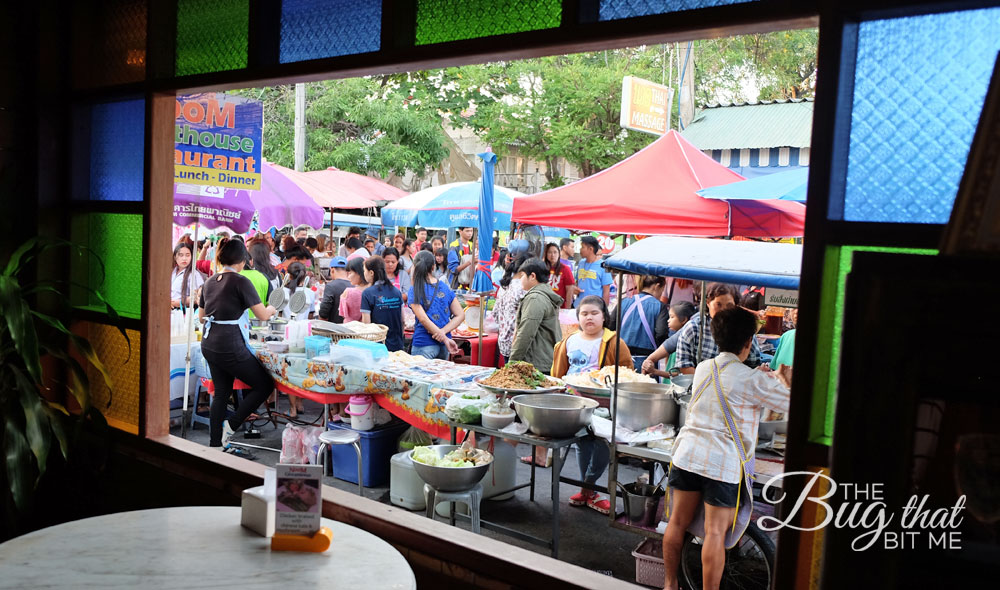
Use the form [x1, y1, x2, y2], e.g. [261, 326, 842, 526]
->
[411, 343, 449, 360]
[667, 466, 740, 508]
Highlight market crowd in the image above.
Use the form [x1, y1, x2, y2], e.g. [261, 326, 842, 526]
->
[173, 226, 796, 587]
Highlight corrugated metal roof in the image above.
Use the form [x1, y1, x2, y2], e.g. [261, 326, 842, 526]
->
[680, 98, 813, 150]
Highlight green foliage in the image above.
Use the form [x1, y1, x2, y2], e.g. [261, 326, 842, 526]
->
[1, 238, 123, 511]
[694, 30, 818, 103]
[236, 29, 816, 182]
[234, 78, 449, 178]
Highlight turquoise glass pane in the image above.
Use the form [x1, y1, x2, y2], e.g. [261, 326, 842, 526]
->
[842, 8, 1000, 223]
[598, 0, 756, 20]
[87, 99, 145, 202]
[280, 0, 381, 63]
[415, 0, 561, 45]
[176, 0, 249, 76]
[71, 213, 144, 319]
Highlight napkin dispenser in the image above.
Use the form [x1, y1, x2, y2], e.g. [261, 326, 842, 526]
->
[241, 484, 275, 537]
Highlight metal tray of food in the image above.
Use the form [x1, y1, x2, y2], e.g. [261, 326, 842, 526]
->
[474, 376, 566, 396]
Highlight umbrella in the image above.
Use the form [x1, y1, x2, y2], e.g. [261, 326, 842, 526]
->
[267, 162, 376, 211]
[302, 167, 406, 203]
[173, 183, 254, 234]
[380, 182, 523, 229]
[253, 163, 327, 230]
[172, 182, 256, 438]
[697, 167, 809, 203]
[472, 152, 497, 294]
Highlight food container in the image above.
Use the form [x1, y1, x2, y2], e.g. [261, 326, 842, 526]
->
[265, 341, 289, 354]
[668, 374, 693, 393]
[613, 383, 678, 432]
[480, 407, 516, 430]
[304, 335, 331, 360]
[512, 394, 598, 438]
[410, 445, 493, 492]
[269, 318, 288, 332]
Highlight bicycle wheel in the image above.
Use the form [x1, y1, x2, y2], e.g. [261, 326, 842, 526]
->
[679, 523, 776, 590]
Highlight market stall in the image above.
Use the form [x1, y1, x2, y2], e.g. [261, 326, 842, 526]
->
[598, 236, 802, 583]
[511, 130, 805, 237]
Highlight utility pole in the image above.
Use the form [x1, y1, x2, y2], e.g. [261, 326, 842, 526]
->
[294, 83, 306, 171]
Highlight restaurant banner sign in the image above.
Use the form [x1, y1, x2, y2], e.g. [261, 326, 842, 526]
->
[175, 93, 263, 190]
[619, 76, 673, 136]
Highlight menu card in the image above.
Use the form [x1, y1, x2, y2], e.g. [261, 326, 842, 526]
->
[274, 463, 322, 535]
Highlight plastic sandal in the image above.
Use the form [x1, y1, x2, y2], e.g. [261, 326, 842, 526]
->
[568, 491, 594, 506]
[586, 495, 611, 515]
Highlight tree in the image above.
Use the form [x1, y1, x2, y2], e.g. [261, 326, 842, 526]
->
[693, 30, 818, 103]
[234, 78, 449, 177]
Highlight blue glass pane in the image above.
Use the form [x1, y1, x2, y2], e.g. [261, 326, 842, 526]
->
[598, 0, 756, 21]
[89, 99, 145, 201]
[843, 8, 1000, 223]
[280, 0, 381, 63]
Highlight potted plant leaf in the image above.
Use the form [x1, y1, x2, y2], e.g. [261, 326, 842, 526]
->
[1, 237, 128, 516]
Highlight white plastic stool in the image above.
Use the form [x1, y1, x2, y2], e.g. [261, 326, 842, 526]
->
[315, 430, 364, 496]
[424, 483, 483, 534]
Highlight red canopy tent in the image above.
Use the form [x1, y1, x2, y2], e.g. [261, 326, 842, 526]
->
[511, 130, 804, 237]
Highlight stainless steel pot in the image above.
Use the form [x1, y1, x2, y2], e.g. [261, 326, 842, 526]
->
[674, 393, 691, 429]
[410, 445, 492, 492]
[613, 383, 678, 431]
[512, 394, 597, 438]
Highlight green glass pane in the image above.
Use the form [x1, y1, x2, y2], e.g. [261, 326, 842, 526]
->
[176, 0, 249, 76]
[415, 0, 561, 45]
[71, 213, 144, 319]
[810, 245, 937, 445]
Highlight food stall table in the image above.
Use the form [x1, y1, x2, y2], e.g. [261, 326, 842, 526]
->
[0, 506, 415, 590]
[256, 348, 492, 439]
[402, 329, 501, 368]
[445, 420, 591, 558]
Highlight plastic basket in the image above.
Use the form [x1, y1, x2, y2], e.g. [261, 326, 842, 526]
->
[632, 538, 665, 587]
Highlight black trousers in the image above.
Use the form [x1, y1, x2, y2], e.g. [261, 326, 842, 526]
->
[203, 352, 274, 447]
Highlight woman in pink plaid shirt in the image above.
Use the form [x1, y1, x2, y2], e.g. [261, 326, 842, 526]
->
[662, 307, 792, 590]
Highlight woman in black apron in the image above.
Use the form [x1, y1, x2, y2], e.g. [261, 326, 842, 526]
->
[198, 239, 278, 448]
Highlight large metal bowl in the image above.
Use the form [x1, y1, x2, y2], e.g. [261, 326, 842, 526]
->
[512, 394, 598, 438]
[613, 382, 679, 431]
[409, 445, 493, 492]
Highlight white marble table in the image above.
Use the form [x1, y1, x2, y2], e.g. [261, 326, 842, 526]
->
[0, 506, 415, 589]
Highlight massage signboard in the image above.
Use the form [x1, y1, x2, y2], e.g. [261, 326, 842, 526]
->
[619, 75, 673, 136]
[175, 93, 263, 190]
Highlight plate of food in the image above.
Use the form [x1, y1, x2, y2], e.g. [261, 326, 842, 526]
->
[562, 365, 656, 394]
[475, 361, 566, 395]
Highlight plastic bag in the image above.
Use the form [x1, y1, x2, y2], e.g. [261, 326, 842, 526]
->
[444, 392, 489, 421]
[280, 424, 324, 464]
[398, 426, 433, 452]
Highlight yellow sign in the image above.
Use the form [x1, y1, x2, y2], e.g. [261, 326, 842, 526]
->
[619, 76, 672, 136]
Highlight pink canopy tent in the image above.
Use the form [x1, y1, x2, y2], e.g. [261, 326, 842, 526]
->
[511, 130, 805, 237]
[302, 167, 406, 203]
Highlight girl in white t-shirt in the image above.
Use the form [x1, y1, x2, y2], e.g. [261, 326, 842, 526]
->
[170, 242, 205, 309]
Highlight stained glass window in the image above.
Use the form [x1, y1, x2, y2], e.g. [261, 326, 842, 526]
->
[81, 99, 146, 202]
[280, 0, 381, 63]
[71, 213, 144, 319]
[176, 0, 249, 76]
[597, 0, 756, 21]
[415, 0, 561, 45]
[73, 0, 147, 88]
[841, 8, 1000, 223]
[811, 246, 936, 445]
[77, 322, 142, 434]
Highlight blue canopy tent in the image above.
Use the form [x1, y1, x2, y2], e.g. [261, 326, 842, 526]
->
[696, 167, 809, 204]
[603, 236, 802, 289]
[600, 237, 802, 528]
